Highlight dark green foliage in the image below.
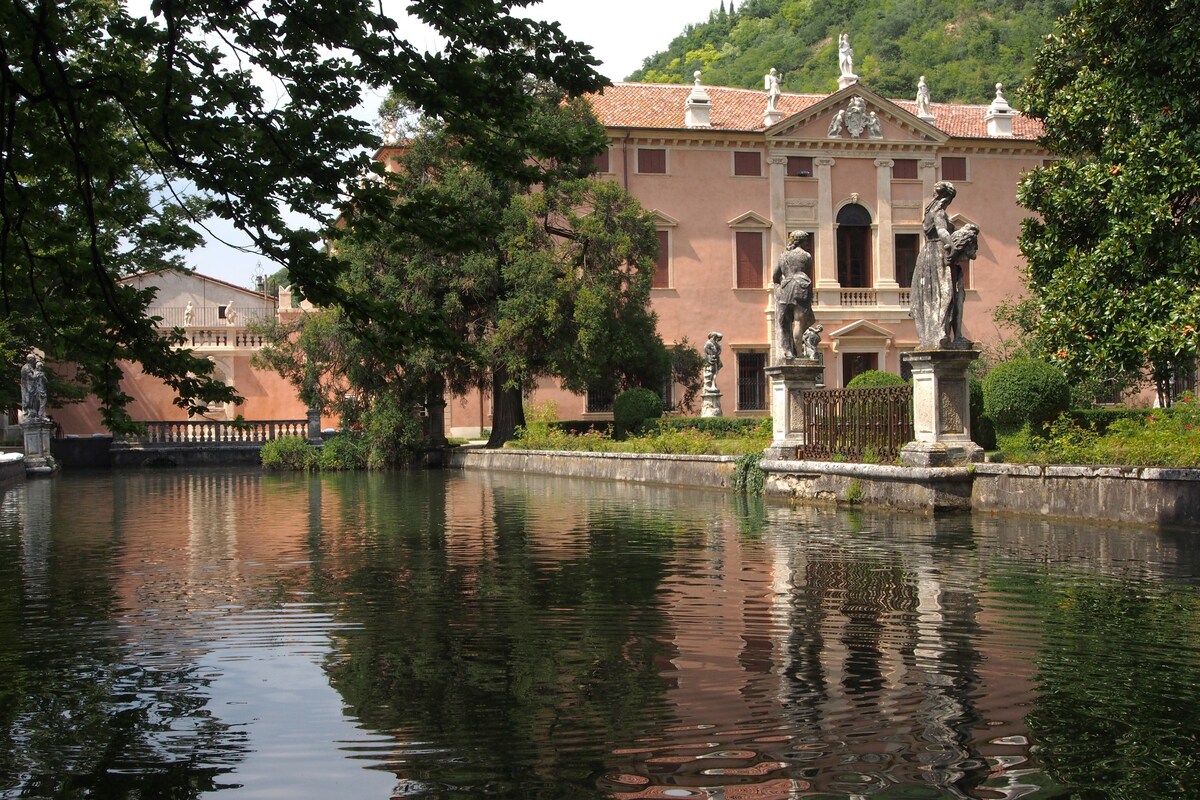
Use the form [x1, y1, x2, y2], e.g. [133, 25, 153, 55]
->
[669, 339, 706, 414]
[1, 0, 606, 429]
[968, 374, 996, 450]
[732, 452, 765, 494]
[1068, 407, 1155, 435]
[1018, 0, 1200, 405]
[362, 395, 426, 469]
[613, 388, 664, 439]
[982, 358, 1070, 428]
[645, 416, 769, 437]
[845, 370, 907, 388]
[630, 0, 1072, 103]
[316, 433, 369, 471]
[260, 436, 317, 471]
[550, 420, 613, 436]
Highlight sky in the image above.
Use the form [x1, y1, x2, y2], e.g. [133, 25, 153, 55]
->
[187, 0, 720, 288]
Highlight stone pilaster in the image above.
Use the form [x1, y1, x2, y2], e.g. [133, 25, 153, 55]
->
[920, 158, 937, 201]
[814, 157, 839, 300]
[874, 159, 900, 306]
[900, 349, 984, 467]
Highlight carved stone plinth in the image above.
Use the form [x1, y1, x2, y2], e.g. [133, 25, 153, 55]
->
[700, 389, 724, 418]
[900, 349, 983, 467]
[307, 408, 323, 443]
[764, 359, 824, 459]
[21, 418, 57, 476]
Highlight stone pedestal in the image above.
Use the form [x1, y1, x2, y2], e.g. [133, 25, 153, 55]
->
[900, 349, 984, 467]
[700, 389, 723, 418]
[21, 418, 57, 476]
[306, 408, 323, 443]
[764, 359, 824, 459]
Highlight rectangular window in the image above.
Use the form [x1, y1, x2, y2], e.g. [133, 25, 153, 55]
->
[737, 352, 768, 411]
[733, 151, 762, 176]
[787, 156, 813, 177]
[892, 158, 918, 179]
[637, 148, 666, 174]
[586, 384, 614, 414]
[592, 148, 610, 174]
[942, 156, 967, 181]
[652, 230, 670, 289]
[217, 305, 228, 320]
[895, 233, 920, 288]
[735, 231, 764, 289]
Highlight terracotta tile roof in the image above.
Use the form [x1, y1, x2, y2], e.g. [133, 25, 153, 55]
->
[588, 82, 1043, 141]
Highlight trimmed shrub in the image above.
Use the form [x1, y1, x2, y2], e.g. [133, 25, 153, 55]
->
[1069, 407, 1155, 434]
[317, 432, 368, 470]
[846, 369, 907, 388]
[983, 358, 1070, 429]
[363, 395, 426, 468]
[549, 420, 611, 436]
[968, 374, 996, 450]
[261, 436, 317, 471]
[613, 388, 663, 439]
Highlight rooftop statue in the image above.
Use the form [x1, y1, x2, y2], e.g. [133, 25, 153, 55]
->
[916, 75, 932, 118]
[764, 68, 781, 113]
[838, 33, 854, 78]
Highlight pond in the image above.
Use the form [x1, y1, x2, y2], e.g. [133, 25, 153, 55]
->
[0, 468, 1197, 799]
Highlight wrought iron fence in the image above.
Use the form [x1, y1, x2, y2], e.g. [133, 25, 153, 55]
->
[799, 385, 913, 462]
[131, 419, 308, 446]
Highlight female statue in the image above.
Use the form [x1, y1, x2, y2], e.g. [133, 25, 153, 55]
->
[911, 181, 978, 348]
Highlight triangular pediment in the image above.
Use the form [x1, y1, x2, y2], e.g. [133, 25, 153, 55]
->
[727, 210, 772, 229]
[650, 209, 679, 227]
[767, 84, 946, 144]
[828, 319, 896, 340]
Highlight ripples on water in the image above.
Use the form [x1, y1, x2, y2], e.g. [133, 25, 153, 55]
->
[0, 469, 1198, 799]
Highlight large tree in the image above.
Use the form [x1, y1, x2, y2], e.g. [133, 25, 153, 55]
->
[259, 100, 669, 450]
[1018, 0, 1200, 403]
[0, 0, 604, 428]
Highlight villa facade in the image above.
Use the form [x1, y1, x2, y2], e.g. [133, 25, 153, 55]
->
[445, 74, 1047, 436]
[50, 270, 323, 436]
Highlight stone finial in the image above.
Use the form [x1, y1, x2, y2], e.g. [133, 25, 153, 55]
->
[985, 81, 1015, 137]
[685, 70, 712, 127]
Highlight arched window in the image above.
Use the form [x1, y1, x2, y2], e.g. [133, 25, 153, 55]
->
[836, 203, 872, 288]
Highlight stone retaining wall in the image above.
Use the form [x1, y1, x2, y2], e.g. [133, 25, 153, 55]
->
[448, 447, 737, 490]
[761, 459, 974, 512]
[972, 462, 1200, 528]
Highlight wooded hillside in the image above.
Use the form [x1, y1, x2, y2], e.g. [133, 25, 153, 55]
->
[628, 0, 1072, 104]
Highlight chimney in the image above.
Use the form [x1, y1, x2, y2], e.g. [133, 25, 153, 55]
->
[985, 82, 1015, 137]
[685, 71, 712, 128]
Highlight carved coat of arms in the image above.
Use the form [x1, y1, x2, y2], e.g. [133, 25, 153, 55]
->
[827, 96, 883, 139]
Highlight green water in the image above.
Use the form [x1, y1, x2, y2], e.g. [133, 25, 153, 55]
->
[0, 469, 1197, 799]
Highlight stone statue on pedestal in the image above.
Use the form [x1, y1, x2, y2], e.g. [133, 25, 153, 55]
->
[20, 354, 47, 421]
[703, 331, 723, 391]
[773, 231, 814, 359]
[838, 33, 854, 78]
[910, 181, 980, 349]
[764, 68, 781, 113]
[916, 75, 932, 119]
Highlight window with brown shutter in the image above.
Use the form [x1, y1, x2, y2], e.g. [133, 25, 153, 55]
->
[787, 156, 813, 177]
[592, 148, 610, 174]
[652, 230, 670, 289]
[637, 148, 666, 174]
[942, 156, 967, 181]
[735, 231, 764, 288]
[892, 158, 918, 180]
[733, 151, 761, 176]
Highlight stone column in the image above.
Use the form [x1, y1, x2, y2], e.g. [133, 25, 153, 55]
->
[764, 360, 825, 460]
[814, 157, 839, 301]
[21, 418, 57, 476]
[874, 158, 900, 306]
[920, 158, 937, 202]
[900, 349, 984, 467]
[306, 408, 323, 443]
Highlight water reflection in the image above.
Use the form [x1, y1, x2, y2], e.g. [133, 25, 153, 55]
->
[0, 469, 1196, 799]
